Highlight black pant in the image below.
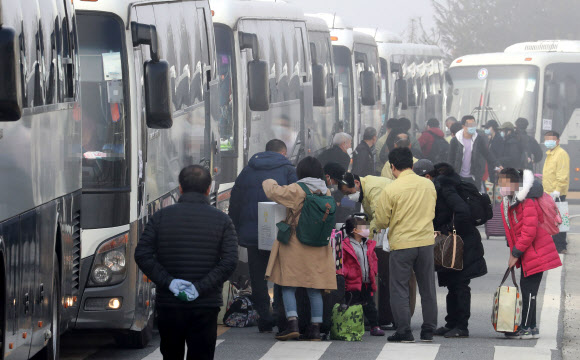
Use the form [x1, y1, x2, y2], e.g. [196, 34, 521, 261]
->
[347, 283, 379, 328]
[520, 269, 543, 329]
[247, 246, 273, 328]
[444, 279, 471, 330]
[157, 307, 219, 360]
[554, 196, 567, 251]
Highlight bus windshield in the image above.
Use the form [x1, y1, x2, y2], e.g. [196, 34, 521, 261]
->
[78, 13, 129, 190]
[215, 25, 236, 153]
[333, 45, 353, 134]
[446, 65, 539, 135]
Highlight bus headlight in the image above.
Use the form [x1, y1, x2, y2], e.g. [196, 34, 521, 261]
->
[88, 232, 128, 287]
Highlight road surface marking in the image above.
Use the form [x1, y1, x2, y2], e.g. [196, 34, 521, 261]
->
[535, 254, 564, 350]
[143, 340, 224, 360]
[494, 346, 551, 360]
[259, 342, 331, 360]
[376, 343, 440, 360]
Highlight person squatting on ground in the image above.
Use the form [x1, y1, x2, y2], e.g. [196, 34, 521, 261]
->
[499, 168, 562, 339]
[414, 160, 488, 338]
[228, 139, 298, 332]
[135, 165, 238, 360]
[342, 216, 384, 336]
[375, 147, 438, 343]
[263, 156, 337, 341]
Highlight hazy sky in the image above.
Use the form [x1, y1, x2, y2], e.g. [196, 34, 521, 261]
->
[288, 0, 435, 37]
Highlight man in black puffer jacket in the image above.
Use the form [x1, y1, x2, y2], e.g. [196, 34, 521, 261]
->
[135, 165, 238, 360]
[414, 161, 487, 339]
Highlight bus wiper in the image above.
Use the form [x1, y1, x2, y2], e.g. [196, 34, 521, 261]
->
[471, 106, 500, 125]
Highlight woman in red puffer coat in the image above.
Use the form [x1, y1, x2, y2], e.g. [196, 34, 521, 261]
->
[499, 168, 562, 340]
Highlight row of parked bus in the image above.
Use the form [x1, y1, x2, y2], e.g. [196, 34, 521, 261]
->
[0, 0, 445, 358]
[11, 0, 580, 359]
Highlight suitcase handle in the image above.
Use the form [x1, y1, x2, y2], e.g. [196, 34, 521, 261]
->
[499, 267, 519, 290]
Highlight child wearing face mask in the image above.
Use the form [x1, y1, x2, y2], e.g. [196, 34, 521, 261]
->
[342, 216, 384, 336]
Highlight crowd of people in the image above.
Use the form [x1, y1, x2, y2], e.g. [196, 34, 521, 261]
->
[133, 114, 570, 359]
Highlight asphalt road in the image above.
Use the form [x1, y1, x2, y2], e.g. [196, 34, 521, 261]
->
[54, 205, 580, 360]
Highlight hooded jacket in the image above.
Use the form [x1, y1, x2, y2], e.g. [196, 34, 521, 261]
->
[449, 129, 498, 184]
[229, 151, 298, 247]
[433, 164, 487, 286]
[501, 170, 562, 277]
[419, 128, 445, 157]
[343, 237, 378, 292]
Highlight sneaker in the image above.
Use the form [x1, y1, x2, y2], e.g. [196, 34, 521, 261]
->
[504, 328, 533, 340]
[380, 323, 396, 331]
[434, 327, 452, 336]
[532, 327, 540, 339]
[444, 328, 469, 338]
[371, 327, 385, 336]
[420, 330, 434, 342]
[387, 331, 415, 343]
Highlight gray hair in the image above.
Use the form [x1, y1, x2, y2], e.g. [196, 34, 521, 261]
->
[333, 132, 352, 146]
[363, 127, 377, 141]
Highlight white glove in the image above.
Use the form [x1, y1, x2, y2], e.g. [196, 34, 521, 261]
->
[551, 191, 561, 200]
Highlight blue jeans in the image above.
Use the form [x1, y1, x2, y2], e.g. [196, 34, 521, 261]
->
[282, 286, 323, 323]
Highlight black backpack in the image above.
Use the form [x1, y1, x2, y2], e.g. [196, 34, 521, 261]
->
[456, 181, 493, 226]
[427, 131, 449, 164]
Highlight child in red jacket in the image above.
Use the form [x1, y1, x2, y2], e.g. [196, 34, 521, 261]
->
[499, 168, 562, 340]
[343, 217, 384, 336]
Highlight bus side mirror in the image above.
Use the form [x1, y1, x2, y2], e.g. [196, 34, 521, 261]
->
[395, 78, 408, 110]
[360, 70, 377, 106]
[545, 82, 560, 109]
[240, 32, 269, 111]
[144, 60, 173, 129]
[131, 22, 160, 62]
[248, 60, 269, 111]
[0, 27, 22, 121]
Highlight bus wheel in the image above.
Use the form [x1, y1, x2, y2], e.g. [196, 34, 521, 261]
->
[39, 257, 60, 360]
[115, 314, 153, 349]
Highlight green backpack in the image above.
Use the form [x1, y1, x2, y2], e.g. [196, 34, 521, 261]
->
[294, 182, 337, 247]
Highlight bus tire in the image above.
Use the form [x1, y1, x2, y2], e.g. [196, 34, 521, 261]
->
[39, 256, 61, 360]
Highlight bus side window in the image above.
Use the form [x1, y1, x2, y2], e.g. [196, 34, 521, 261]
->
[544, 63, 580, 135]
[197, 8, 211, 90]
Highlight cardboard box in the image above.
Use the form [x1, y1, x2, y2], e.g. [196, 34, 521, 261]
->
[258, 202, 287, 251]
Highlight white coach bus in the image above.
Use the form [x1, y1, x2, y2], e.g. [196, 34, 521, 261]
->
[448, 40, 580, 190]
[358, 27, 445, 134]
[311, 14, 380, 145]
[211, 0, 314, 209]
[73, 0, 219, 347]
[306, 15, 337, 155]
[0, 0, 81, 358]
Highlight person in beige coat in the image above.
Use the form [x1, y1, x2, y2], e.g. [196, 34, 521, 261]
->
[263, 156, 337, 341]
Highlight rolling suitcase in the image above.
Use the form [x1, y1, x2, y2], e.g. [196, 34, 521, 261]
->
[484, 182, 505, 239]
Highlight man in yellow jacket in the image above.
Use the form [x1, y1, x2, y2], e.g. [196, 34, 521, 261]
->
[338, 171, 417, 329]
[338, 173, 392, 237]
[375, 147, 438, 343]
[543, 131, 570, 253]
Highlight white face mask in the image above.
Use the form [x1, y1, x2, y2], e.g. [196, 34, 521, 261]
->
[347, 148, 353, 157]
[348, 191, 360, 202]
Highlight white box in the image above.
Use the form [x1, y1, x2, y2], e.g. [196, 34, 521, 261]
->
[258, 202, 287, 251]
